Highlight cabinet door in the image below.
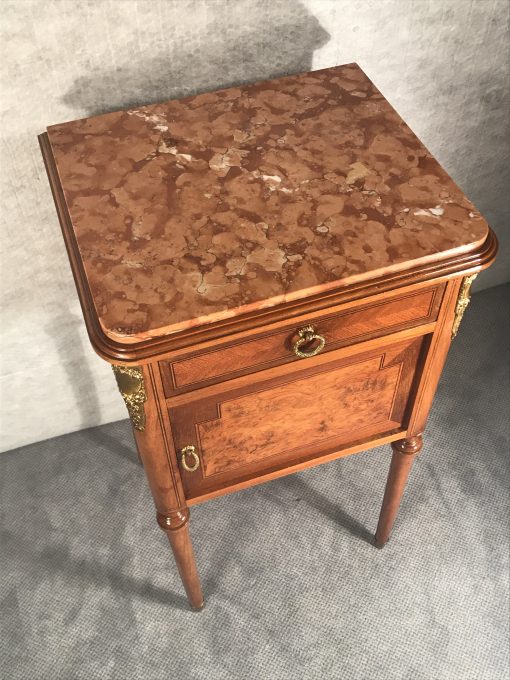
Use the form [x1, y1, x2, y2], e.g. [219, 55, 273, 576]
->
[169, 335, 425, 500]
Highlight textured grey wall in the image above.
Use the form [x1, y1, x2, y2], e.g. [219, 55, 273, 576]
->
[1, 0, 508, 452]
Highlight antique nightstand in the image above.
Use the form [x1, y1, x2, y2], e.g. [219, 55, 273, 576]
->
[40, 63, 496, 609]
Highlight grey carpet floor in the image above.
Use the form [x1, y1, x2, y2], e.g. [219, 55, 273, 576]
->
[1, 284, 509, 680]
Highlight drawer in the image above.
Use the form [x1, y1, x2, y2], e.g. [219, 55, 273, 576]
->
[169, 332, 426, 501]
[160, 284, 444, 396]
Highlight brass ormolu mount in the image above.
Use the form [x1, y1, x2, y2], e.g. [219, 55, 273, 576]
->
[112, 365, 147, 431]
[451, 273, 478, 339]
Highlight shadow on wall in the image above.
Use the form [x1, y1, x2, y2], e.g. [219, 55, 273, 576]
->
[61, 0, 330, 115]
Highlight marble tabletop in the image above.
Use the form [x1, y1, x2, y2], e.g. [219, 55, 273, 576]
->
[46, 63, 489, 341]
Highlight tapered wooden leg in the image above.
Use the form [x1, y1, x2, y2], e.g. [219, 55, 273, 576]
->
[157, 509, 204, 609]
[114, 363, 205, 609]
[375, 435, 423, 547]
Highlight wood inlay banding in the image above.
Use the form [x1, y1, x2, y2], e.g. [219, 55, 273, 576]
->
[162, 284, 443, 394]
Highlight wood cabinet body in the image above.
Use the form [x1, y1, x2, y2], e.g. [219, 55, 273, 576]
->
[39, 64, 497, 609]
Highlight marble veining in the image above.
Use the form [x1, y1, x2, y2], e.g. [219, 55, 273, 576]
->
[46, 64, 489, 340]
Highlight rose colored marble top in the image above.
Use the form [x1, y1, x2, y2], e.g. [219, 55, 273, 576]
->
[47, 63, 488, 341]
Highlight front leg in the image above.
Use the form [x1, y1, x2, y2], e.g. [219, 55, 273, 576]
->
[375, 435, 423, 547]
[158, 509, 204, 609]
[374, 277, 470, 547]
[113, 362, 204, 609]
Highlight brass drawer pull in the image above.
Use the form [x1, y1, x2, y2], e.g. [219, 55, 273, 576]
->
[180, 445, 200, 472]
[292, 325, 326, 358]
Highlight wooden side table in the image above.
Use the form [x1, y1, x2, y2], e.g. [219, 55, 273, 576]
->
[40, 63, 497, 609]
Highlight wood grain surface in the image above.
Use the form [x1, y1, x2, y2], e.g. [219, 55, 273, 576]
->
[162, 284, 443, 394]
[170, 335, 423, 499]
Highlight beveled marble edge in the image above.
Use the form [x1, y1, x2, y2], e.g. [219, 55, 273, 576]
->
[100, 229, 489, 344]
[99, 227, 497, 364]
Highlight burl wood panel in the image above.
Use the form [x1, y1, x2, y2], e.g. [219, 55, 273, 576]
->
[163, 284, 443, 394]
[171, 335, 424, 498]
[45, 63, 489, 342]
[200, 358, 400, 475]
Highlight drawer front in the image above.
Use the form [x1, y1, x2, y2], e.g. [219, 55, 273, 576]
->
[161, 284, 444, 396]
[169, 334, 425, 500]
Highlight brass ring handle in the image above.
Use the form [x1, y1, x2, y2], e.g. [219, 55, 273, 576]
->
[180, 445, 200, 472]
[292, 325, 326, 358]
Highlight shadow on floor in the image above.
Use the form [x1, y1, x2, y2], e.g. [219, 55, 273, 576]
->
[279, 475, 376, 545]
[2, 528, 189, 611]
